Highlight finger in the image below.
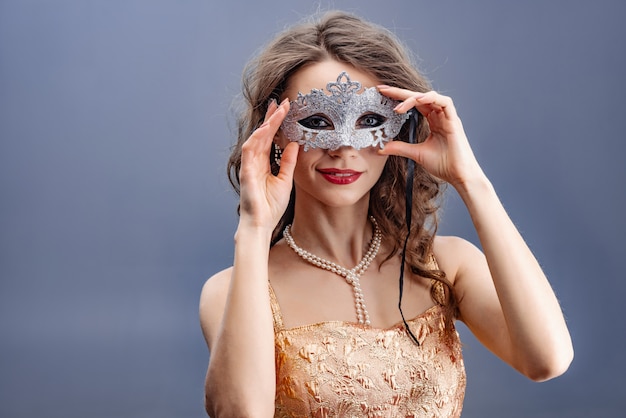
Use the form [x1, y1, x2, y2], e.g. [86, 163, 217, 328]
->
[377, 85, 421, 100]
[394, 91, 453, 116]
[377, 85, 426, 108]
[247, 99, 290, 152]
[411, 91, 456, 118]
[378, 86, 432, 118]
[275, 141, 299, 182]
[241, 102, 289, 173]
[261, 99, 289, 132]
[378, 86, 458, 120]
[377, 139, 419, 159]
[263, 98, 279, 123]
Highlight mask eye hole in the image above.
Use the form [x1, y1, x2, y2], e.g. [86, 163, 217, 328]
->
[298, 114, 334, 130]
[356, 113, 386, 129]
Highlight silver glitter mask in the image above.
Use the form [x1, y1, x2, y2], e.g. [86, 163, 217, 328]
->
[280, 72, 409, 151]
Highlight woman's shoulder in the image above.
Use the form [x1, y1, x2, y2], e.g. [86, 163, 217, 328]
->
[199, 267, 233, 348]
[202, 266, 233, 291]
[432, 235, 484, 284]
[433, 235, 475, 251]
[201, 267, 234, 306]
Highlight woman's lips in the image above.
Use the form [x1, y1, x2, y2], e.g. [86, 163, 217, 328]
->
[317, 168, 362, 185]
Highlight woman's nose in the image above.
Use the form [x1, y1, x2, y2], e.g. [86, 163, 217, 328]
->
[327, 145, 357, 159]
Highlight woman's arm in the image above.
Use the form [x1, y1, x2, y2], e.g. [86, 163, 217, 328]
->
[200, 228, 275, 417]
[378, 86, 573, 381]
[435, 184, 574, 381]
[199, 99, 298, 417]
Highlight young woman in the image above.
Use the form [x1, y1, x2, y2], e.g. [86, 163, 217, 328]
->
[199, 11, 573, 417]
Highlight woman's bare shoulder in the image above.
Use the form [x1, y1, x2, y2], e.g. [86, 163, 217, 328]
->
[433, 234, 476, 252]
[201, 267, 234, 299]
[432, 235, 484, 284]
[199, 267, 233, 349]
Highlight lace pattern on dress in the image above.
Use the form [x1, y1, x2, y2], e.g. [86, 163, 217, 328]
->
[269, 283, 466, 417]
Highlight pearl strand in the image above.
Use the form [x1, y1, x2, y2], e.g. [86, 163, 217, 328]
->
[283, 216, 382, 326]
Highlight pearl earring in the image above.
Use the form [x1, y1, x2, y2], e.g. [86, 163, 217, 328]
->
[274, 143, 282, 167]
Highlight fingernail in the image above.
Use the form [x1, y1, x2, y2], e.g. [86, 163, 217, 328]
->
[377, 84, 391, 89]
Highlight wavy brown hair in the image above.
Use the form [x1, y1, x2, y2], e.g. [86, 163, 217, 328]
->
[227, 11, 458, 320]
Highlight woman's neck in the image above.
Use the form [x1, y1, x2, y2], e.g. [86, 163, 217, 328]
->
[289, 199, 374, 268]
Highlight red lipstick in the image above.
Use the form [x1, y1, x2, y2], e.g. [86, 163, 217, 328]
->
[317, 168, 362, 185]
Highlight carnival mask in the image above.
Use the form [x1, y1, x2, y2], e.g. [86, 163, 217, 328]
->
[280, 72, 409, 151]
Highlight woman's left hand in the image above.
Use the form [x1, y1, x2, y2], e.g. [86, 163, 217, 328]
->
[377, 86, 485, 189]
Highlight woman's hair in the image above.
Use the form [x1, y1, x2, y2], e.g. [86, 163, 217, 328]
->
[227, 11, 458, 320]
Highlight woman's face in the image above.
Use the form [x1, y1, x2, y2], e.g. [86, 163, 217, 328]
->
[277, 60, 390, 209]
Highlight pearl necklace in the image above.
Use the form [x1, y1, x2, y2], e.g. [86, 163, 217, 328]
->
[282, 216, 382, 326]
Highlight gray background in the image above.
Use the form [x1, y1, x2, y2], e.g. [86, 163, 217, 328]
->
[1, 0, 624, 417]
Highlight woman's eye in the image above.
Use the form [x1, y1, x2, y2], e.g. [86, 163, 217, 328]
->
[357, 113, 386, 129]
[298, 115, 333, 130]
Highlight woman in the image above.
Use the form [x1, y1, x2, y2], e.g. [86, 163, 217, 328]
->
[199, 11, 573, 417]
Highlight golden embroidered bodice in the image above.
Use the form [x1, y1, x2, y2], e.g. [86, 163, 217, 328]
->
[269, 285, 466, 418]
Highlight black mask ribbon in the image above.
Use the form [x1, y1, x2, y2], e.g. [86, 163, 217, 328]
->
[398, 109, 421, 346]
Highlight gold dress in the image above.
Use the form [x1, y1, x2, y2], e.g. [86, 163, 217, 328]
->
[269, 285, 466, 418]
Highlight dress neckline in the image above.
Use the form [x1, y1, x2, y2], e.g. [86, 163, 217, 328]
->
[268, 282, 443, 333]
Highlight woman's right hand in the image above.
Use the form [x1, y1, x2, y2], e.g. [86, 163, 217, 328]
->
[238, 99, 299, 231]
